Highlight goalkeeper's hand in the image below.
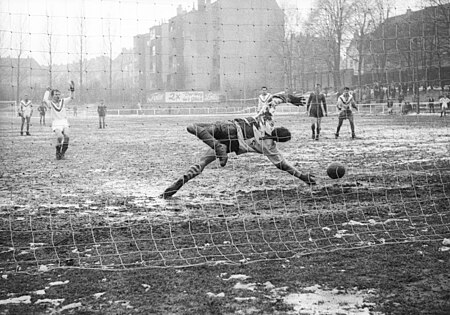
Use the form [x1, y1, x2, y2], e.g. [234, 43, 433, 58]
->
[69, 80, 75, 92]
[299, 172, 316, 186]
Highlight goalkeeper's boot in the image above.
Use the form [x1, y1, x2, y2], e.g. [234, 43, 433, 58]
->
[26, 131, 31, 136]
[215, 143, 228, 167]
[160, 178, 184, 199]
[20, 131, 23, 136]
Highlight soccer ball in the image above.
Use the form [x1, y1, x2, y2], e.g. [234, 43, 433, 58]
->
[327, 162, 345, 179]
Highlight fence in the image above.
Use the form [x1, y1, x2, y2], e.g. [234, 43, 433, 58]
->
[0, 101, 445, 119]
[71, 102, 444, 117]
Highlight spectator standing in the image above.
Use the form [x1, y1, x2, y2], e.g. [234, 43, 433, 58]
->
[97, 99, 107, 129]
[428, 95, 435, 113]
[387, 98, 394, 115]
[373, 82, 380, 103]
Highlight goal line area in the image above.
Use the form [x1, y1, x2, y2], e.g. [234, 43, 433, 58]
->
[0, 114, 449, 273]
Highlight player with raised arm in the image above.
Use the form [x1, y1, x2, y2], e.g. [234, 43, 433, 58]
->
[160, 114, 316, 199]
[307, 83, 327, 141]
[335, 87, 358, 139]
[18, 95, 33, 136]
[42, 81, 75, 160]
[255, 92, 306, 118]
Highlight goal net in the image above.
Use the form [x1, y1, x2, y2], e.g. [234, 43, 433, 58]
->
[0, 0, 449, 272]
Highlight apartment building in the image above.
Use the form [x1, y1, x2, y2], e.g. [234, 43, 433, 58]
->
[134, 0, 285, 101]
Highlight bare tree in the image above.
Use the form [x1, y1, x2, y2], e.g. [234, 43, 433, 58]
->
[307, 0, 354, 90]
[13, 16, 28, 106]
[367, 0, 394, 85]
[421, 0, 450, 89]
[347, 0, 376, 100]
[43, 13, 57, 88]
[78, 15, 85, 104]
[103, 20, 115, 103]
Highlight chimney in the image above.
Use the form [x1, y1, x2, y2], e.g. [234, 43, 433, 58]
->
[177, 5, 183, 15]
[198, 0, 206, 11]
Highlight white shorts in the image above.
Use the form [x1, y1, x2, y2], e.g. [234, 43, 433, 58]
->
[442, 103, 448, 110]
[52, 119, 70, 132]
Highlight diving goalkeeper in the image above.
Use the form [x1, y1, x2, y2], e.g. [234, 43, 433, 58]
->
[160, 112, 316, 199]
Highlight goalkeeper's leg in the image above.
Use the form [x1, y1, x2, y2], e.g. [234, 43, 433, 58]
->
[160, 149, 216, 198]
[187, 124, 228, 167]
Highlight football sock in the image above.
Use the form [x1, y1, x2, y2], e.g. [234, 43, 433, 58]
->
[61, 142, 69, 155]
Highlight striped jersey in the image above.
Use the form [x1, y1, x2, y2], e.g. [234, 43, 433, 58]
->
[43, 90, 72, 121]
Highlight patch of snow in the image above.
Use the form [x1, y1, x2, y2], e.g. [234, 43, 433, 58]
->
[0, 295, 31, 305]
[35, 298, 64, 306]
[233, 282, 256, 291]
[223, 274, 251, 281]
[49, 280, 69, 286]
[284, 287, 378, 315]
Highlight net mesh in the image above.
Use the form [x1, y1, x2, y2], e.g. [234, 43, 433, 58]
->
[0, 0, 449, 272]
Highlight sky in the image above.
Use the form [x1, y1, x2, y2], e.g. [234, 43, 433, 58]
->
[0, 0, 421, 65]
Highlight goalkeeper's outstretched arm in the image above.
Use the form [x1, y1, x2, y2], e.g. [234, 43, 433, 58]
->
[274, 159, 316, 186]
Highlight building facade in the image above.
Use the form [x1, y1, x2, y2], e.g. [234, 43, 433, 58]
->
[134, 0, 285, 102]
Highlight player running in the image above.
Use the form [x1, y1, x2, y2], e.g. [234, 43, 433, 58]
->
[42, 82, 75, 160]
[335, 87, 358, 139]
[160, 114, 316, 199]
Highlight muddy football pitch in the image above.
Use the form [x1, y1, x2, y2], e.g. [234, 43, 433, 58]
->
[1, 111, 449, 314]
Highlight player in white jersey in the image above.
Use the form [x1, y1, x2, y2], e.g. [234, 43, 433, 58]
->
[160, 116, 316, 199]
[18, 95, 33, 136]
[440, 94, 450, 117]
[42, 81, 75, 160]
[335, 87, 358, 139]
[257, 86, 272, 113]
[255, 92, 306, 121]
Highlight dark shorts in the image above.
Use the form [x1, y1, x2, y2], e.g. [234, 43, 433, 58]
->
[309, 105, 325, 118]
[212, 121, 240, 154]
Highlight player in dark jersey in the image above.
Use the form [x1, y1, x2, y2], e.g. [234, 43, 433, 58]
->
[307, 83, 327, 140]
[160, 113, 315, 199]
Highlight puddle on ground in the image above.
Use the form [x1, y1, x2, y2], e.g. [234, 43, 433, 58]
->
[283, 285, 379, 315]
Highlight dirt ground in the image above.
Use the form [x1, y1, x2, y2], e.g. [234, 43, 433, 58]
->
[0, 111, 449, 314]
